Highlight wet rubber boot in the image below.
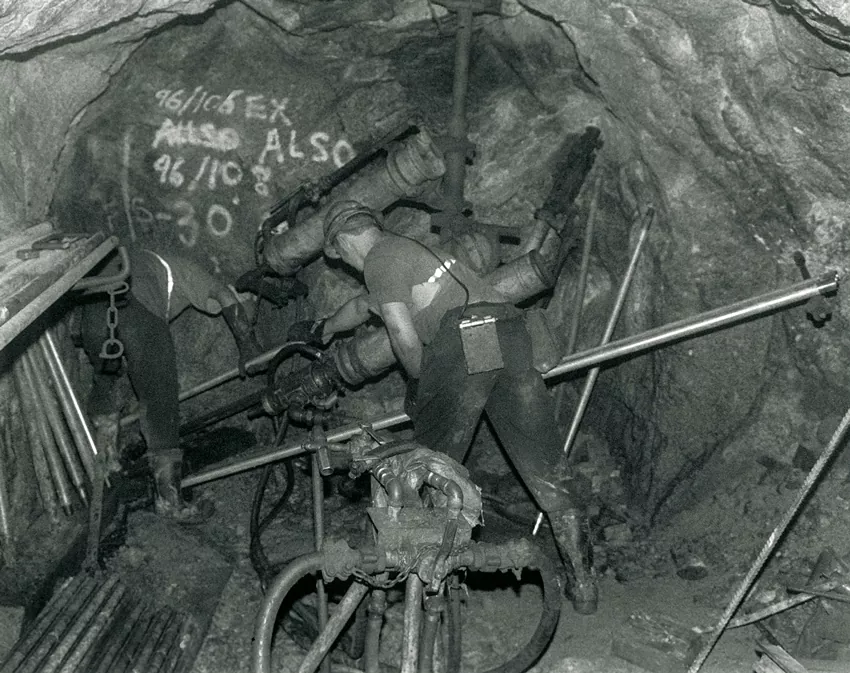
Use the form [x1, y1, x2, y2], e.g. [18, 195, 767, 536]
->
[549, 508, 598, 615]
[221, 302, 265, 376]
[150, 453, 215, 524]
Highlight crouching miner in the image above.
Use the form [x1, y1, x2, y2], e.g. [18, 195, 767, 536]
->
[79, 248, 263, 523]
[300, 201, 598, 614]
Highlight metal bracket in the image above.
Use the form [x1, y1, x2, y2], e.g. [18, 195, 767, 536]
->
[73, 246, 131, 293]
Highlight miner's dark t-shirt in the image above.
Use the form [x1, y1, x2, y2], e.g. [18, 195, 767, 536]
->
[363, 235, 505, 344]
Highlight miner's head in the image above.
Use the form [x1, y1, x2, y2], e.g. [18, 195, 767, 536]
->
[323, 200, 383, 271]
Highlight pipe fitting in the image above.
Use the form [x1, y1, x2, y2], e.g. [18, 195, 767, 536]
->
[385, 131, 446, 192]
[373, 464, 404, 510]
[264, 130, 445, 276]
[487, 250, 555, 304]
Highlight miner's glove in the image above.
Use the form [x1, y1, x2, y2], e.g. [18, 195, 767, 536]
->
[287, 319, 327, 346]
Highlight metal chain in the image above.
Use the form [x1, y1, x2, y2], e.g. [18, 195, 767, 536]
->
[98, 282, 129, 360]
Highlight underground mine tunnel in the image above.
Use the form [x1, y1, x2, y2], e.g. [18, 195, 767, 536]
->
[3, 0, 850, 671]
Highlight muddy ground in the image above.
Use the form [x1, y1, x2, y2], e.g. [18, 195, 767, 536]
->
[6, 419, 850, 673]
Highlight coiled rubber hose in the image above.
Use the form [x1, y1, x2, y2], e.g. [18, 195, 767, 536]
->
[480, 550, 561, 673]
[252, 546, 561, 673]
[253, 552, 327, 673]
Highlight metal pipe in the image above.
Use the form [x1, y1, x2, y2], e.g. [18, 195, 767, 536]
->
[57, 587, 129, 673]
[40, 332, 98, 479]
[14, 355, 71, 516]
[21, 351, 75, 514]
[11, 358, 58, 520]
[89, 601, 147, 673]
[181, 412, 410, 488]
[110, 608, 155, 673]
[129, 609, 173, 673]
[400, 574, 424, 673]
[688, 401, 850, 673]
[533, 207, 653, 535]
[444, 4, 473, 209]
[16, 577, 100, 673]
[146, 611, 184, 673]
[364, 586, 387, 673]
[35, 575, 121, 673]
[0, 419, 13, 553]
[311, 454, 331, 673]
[182, 272, 839, 489]
[418, 594, 445, 673]
[1, 575, 83, 672]
[566, 176, 601, 354]
[296, 581, 370, 673]
[373, 464, 403, 509]
[546, 271, 839, 380]
[27, 346, 88, 505]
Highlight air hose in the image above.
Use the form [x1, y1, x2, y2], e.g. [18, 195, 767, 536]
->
[479, 550, 561, 673]
[253, 551, 328, 673]
[249, 341, 322, 587]
[252, 543, 561, 673]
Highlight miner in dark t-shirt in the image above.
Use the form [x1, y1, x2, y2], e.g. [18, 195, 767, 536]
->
[309, 200, 598, 614]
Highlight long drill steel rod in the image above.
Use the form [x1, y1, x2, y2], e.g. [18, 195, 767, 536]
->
[566, 176, 601, 354]
[119, 342, 300, 428]
[15, 577, 100, 673]
[546, 271, 838, 380]
[18, 354, 74, 514]
[11, 359, 59, 520]
[182, 272, 838, 488]
[0, 575, 82, 673]
[312, 454, 330, 673]
[40, 331, 99, 479]
[55, 586, 128, 673]
[0, 421, 12, 553]
[533, 208, 653, 535]
[296, 581, 370, 673]
[27, 346, 88, 505]
[687, 400, 850, 673]
[88, 600, 147, 673]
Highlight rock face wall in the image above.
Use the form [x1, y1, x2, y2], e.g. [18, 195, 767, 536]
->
[0, 0, 219, 601]
[3, 0, 850, 543]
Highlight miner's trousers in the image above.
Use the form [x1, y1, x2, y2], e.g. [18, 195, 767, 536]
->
[412, 303, 579, 513]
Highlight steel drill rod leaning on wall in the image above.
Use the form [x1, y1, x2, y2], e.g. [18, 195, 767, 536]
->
[20, 350, 77, 513]
[27, 346, 88, 505]
[40, 331, 99, 480]
[566, 175, 602, 354]
[182, 271, 838, 488]
[533, 207, 653, 535]
[0, 422, 13, 552]
[13, 356, 70, 516]
[11, 358, 59, 519]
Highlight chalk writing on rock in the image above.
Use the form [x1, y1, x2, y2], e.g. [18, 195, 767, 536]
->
[152, 118, 241, 153]
[154, 154, 245, 192]
[154, 88, 293, 125]
[257, 128, 355, 167]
